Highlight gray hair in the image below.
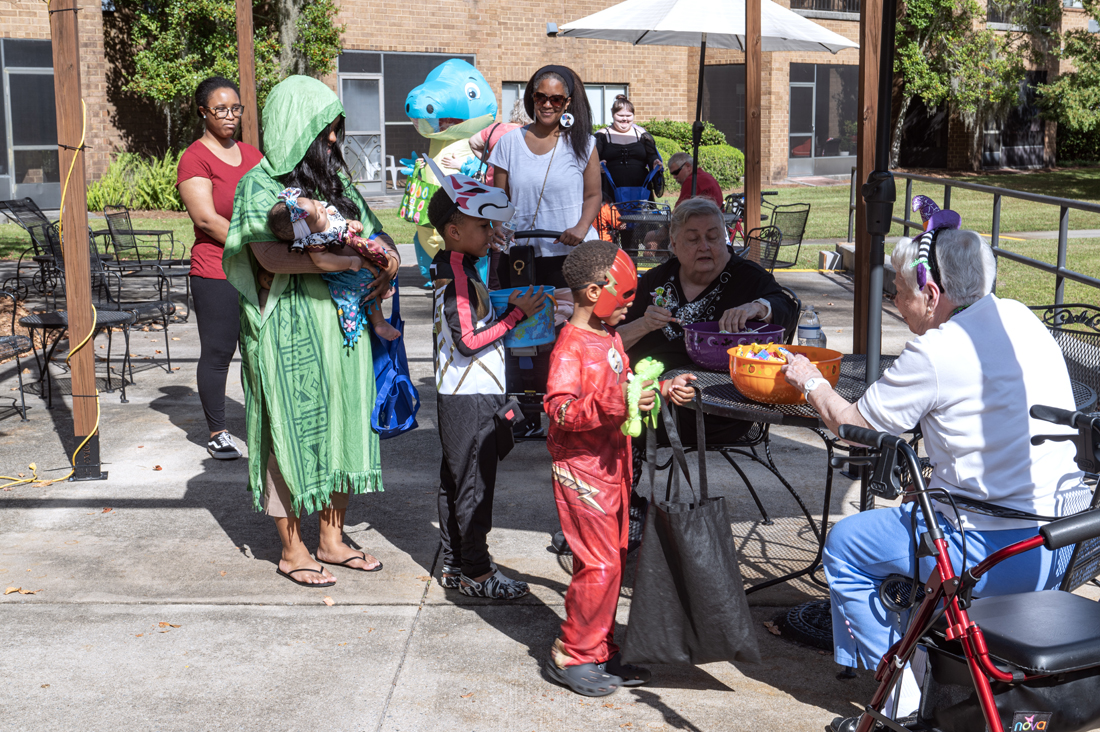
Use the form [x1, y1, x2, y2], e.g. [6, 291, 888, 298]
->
[508, 98, 532, 125]
[891, 229, 997, 306]
[667, 151, 692, 169]
[670, 196, 724, 241]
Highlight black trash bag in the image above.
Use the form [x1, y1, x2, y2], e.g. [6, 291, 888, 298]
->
[622, 397, 761, 666]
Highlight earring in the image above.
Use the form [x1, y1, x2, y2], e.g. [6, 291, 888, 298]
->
[202, 115, 207, 119]
[559, 113, 574, 129]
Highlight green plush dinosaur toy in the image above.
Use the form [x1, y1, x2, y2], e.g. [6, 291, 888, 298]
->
[622, 357, 666, 438]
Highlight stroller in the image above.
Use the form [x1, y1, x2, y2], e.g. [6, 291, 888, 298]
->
[834, 406, 1100, 732]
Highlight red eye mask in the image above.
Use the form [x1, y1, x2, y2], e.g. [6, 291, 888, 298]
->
[594, 250, 637, 319]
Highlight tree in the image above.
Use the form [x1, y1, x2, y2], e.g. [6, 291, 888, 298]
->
[891, 0, 1057, 170]
[1035, 0, 1100, 137]
[119, 0, 344, 149]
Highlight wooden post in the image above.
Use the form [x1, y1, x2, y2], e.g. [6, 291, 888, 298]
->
[853, 0, 882, 354]
[745, 0, 762, 263]
[235, 0, 260, 148]
[49, 0, 101, 478]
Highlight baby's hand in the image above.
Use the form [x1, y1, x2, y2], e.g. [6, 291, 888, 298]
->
[347, 220, 364, 235]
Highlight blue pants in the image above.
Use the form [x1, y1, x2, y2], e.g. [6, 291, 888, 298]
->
[823, 503, 1067, 669]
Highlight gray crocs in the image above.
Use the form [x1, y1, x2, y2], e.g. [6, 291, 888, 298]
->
[547, 661, 623, 697]
[458, 569, 529, 600]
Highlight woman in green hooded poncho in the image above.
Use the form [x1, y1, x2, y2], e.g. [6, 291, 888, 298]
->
[223, 76, 401, 586]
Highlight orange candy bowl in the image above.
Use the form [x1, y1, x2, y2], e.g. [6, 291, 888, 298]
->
[728, 345, 843, 405]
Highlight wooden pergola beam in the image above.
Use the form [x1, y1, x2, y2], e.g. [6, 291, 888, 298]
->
[235, 0, 260, 148]
[50, 0, 101, 478]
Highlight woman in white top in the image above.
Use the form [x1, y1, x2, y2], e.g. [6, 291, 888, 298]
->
[782, 225, 1090, 730]
[488, 64, 601, 289]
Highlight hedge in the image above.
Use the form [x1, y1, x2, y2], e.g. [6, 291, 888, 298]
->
[697, 144, 745, 190]
[640, 119, 727, 149]
[651, 135, 683, 192]
[87, 151, 184, 212]
[1057, 125, 1100, 165]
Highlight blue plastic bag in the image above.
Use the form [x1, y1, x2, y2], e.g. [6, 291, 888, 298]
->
[369, 281, 420, 439]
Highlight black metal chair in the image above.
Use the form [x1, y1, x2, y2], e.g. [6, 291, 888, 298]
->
[738, 226, 784, 271]
[102, 204, 191, 320]
[1028, 303, 1100, 401]
[647, 285, 806, 527]
[768, 203, 811, 270]
[0, 290, 33, 420]
[0, 198, 61, 298]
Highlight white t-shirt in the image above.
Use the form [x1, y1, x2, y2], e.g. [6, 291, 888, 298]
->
[857, 294, 1089, 530]
[488, 127, 597, 258]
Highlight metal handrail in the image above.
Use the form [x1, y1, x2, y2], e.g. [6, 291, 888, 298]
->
[847, 167, 1100, 304]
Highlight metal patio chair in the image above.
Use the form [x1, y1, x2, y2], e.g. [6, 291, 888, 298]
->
[102, 204, 191, 320]
[767, 203, 810, 270]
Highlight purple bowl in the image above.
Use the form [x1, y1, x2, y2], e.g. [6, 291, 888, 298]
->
[682, 320, 785, 371]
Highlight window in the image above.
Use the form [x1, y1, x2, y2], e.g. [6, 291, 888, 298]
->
[503, 81, 629, 127]
[501, 82, 524, 121]
[789, 63, 858, 159]
[586, 84, 628, 127]
[702, 64, 746, 151]
[1, 39, 60, 205]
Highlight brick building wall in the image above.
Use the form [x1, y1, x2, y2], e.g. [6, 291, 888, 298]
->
[0, 0, 160, 184]
[337, 0, 695, 125]
[1, 0, 1091, 190]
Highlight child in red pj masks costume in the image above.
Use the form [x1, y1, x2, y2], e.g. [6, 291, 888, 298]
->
[543, 241, 696, 697]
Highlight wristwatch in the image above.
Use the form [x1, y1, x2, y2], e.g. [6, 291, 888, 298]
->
[802, 377, 827, 396]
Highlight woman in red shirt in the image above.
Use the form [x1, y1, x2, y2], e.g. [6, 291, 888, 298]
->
[177, 77, 264, 460]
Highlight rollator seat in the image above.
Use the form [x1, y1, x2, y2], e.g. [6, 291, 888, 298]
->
[932, 591, 1100, 674]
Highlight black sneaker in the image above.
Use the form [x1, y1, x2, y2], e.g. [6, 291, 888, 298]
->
[207, 432, 242, 460]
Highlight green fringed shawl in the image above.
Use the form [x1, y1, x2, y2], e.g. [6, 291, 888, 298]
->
[223, 76, 385, 514]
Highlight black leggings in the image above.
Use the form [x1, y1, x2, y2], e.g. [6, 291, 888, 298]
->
[190, 276, 240, 434]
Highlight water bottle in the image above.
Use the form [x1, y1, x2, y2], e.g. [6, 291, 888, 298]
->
[798, 305, 827, 348]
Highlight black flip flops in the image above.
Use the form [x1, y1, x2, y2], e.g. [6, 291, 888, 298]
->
[319, 552, 383, 573]
[276, 566, 336, 587]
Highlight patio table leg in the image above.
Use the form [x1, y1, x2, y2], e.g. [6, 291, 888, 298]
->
[745, 427, 835, 594]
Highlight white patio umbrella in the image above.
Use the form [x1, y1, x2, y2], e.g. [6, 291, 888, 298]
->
[556, 0, 857, 194]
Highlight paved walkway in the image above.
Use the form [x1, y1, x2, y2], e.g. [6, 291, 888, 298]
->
[0, 263, 1089, 731]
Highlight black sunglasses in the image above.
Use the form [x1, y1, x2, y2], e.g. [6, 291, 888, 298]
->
[670, 164, 687, 176]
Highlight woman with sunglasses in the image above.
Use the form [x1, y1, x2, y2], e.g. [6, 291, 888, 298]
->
[488, 65, 601, 288]
[177, 76, 264, 460]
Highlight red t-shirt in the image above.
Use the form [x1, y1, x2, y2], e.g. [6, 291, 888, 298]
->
[675, 168, 725, 210]
[176, 139, 263, 279]
[476, 123, 521, 185]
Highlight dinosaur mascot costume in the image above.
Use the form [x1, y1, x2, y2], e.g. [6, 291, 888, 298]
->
[401, 59, 497, 283]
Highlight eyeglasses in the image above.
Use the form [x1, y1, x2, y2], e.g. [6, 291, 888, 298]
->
[533, 92, 568, 109]
[207, 105, 245, 119]
[669, 164, 687, 176]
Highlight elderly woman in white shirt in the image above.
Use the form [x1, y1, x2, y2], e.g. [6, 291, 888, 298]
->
[782, 227, 1090, 730]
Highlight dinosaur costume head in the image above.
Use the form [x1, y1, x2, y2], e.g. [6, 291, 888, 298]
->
[405, 59, 497, 141]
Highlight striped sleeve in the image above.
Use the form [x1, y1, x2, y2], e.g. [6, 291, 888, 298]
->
[442, 253, 523, 357]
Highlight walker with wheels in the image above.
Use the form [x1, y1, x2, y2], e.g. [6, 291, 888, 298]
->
[832, 407, 1100, 732]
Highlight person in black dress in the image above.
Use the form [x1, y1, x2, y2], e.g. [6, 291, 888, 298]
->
[595, 95, 664, 203]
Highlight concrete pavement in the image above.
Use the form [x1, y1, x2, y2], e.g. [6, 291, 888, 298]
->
[0, 264, 966, 731]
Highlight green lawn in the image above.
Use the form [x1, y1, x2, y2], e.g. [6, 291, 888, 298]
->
[5, 168, 1097, 307]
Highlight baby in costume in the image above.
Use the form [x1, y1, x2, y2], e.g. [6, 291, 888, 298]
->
[267, 187, 401, 345]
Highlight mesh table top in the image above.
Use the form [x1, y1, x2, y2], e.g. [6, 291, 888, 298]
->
[667, 356, 1097, 426]
[20, 310, 135, 329]
[664, 355, 898, 428]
